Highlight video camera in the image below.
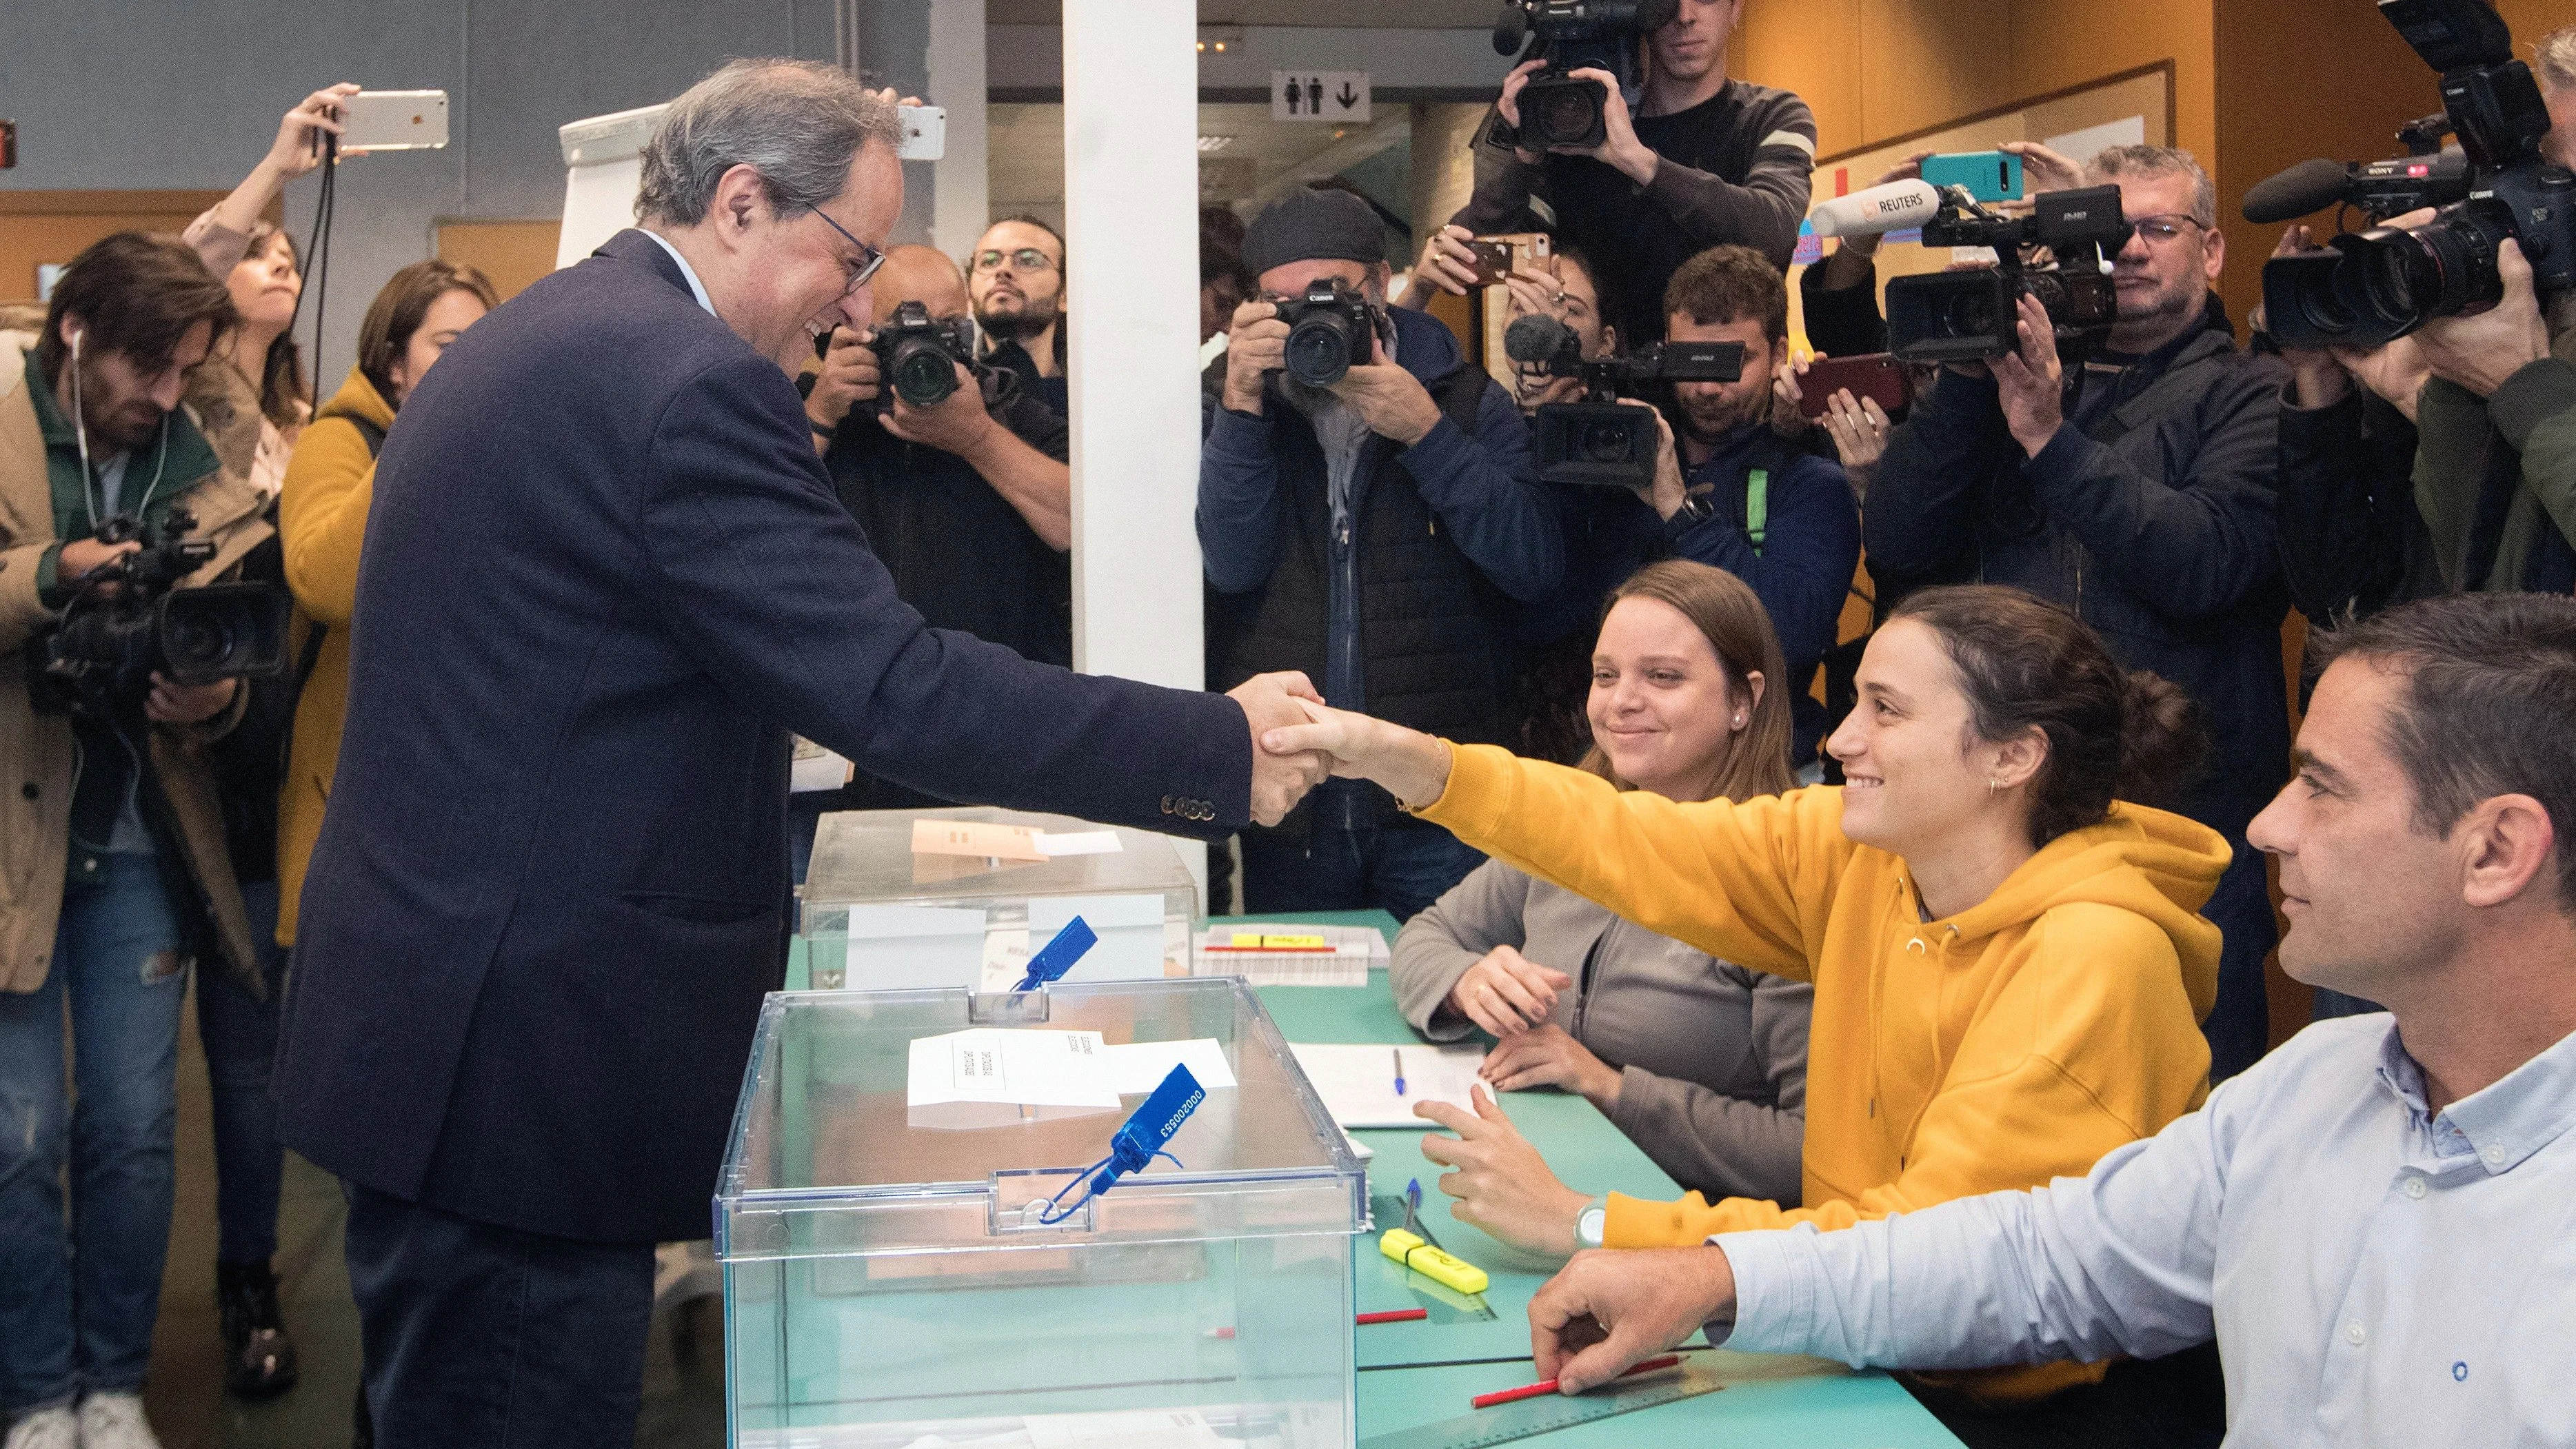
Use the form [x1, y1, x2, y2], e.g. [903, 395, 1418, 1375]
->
[1504, 312, 1744, 488]
[1274, 278, 1381, 389]
[1489, 0, 1677, 152]
[1883, 185, 2129, 364]
[28, 511, 290, 716]
[2258, 0, 2575, 349]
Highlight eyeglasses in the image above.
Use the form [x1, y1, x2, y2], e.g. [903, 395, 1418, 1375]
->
[2124, 214, 2204, 246]
[972, 247, 1058, 274]
[812, 208, 887, 294]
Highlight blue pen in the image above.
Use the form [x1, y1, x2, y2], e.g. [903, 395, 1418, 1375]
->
[1392, 1048, 1407, 1097]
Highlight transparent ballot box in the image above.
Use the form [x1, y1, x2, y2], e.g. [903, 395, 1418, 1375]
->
[801, 807, 1198, 991]
[715, 979, 1367, 1449]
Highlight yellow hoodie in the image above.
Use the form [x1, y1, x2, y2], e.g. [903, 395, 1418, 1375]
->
[1418, 744, 2226, 1400]
[274, 365, 396, 947]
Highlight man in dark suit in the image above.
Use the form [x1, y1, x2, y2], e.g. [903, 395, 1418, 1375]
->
[270, 59, 1326, 1448]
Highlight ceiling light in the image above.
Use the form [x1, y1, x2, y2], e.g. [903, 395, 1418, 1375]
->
[1198, 26, 1244, 55]
[1198, 135, 1234, 152]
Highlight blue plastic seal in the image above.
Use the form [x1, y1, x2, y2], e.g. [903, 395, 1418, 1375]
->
[1036, 1063, 1205, 1224]
[1014, 915, 1098, 991]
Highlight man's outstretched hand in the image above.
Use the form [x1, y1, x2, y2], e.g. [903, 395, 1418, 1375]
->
[1228, 672, 1332, 826]
[1530, 1246, 1740, 1394]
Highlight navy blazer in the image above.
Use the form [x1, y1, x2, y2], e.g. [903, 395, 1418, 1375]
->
[274, 231, 1251, 1244]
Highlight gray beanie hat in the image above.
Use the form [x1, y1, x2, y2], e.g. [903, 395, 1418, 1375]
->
[1242, 188, 1385, 278]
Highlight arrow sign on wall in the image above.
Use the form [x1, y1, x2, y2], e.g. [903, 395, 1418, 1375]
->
[1273, 70, 1371, 123]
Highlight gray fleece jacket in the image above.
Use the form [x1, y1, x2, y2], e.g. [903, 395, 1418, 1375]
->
[1391, 858, 1809, 1206]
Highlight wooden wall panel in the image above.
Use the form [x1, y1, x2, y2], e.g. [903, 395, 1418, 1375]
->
[1735, 0, 1863, 156]
[2012, 0, 2216, 164]
[1858, 0, 2015, 145]
[0, 190, 235, 307]
[434, 219, 562, 304]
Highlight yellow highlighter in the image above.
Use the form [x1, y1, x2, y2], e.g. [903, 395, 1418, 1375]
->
[1380, 1228, 1489, 1295]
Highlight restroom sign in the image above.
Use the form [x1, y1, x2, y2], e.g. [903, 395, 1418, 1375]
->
[1274, 71, 1370, 123]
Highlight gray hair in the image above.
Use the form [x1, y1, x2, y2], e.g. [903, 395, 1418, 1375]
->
[2084, 144, 2217, 231]
[636, 59, 900, 228]
[2538, 26, 2576, 93]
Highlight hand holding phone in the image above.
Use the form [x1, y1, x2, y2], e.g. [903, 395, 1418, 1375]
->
[1793, 353, 1912, 420]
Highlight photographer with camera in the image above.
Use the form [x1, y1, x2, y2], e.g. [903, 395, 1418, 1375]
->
[969, 215, 1069, 418]
[1430, 0, 1815, 349]
[795, 245, 1076, 858]
[0, 234, 283, 1449]
[1866, 145, 2291, 1084]
[1200, 186, 1556, 920]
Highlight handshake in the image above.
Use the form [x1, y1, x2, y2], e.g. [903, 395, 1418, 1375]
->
[1228, 673, 1453, 826]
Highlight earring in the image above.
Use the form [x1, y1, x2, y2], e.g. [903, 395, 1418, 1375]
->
[1733, 713, 1746, 728]
[1990, 777, 2004, 797]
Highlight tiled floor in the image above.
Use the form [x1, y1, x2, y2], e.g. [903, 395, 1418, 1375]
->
[134, 982, 725, 1449]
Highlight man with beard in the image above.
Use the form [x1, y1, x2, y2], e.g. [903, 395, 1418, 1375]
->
[968, 215, 1068, 417]
[1614, 245, 1858, 773]
[1864, 144, 2291, 1085]
[1199, 186, 1558, 921]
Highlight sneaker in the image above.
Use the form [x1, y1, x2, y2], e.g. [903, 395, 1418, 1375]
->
[216, 1259, 301, 1397]
[74, 1395, 160, 1449]
[2, 1407, 77, 1449]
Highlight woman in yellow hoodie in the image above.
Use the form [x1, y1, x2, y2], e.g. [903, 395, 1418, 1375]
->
[1269, 584, 2225, 1406]
[274, 260, 496, 949]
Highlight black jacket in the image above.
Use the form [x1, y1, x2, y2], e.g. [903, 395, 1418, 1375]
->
[1865, 326, 2292, 838]
[275, 232, 1253, 1243]
[2275, 389, 2445, 624]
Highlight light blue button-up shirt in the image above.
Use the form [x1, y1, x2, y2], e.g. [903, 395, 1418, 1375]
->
[639, 229, 716, 316]
[1715, 1013, 2576, 1447]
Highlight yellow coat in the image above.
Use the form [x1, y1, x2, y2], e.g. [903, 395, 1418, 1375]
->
[274, 366, 394, 947]
[1418, 744, 2226, 1402]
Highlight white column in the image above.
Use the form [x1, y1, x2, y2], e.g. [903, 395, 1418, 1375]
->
[1060, 0, 1210, 899]
[925, 0, 989, 257]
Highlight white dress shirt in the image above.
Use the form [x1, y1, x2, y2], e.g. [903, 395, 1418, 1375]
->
[1715, 1013, 2576, 1447]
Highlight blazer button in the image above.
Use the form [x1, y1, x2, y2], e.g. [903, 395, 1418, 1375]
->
[1160, 795, 1176, 815]
[19, 782, 36, 800]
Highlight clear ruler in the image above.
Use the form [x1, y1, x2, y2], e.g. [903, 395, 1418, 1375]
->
[1356, 1361, 1728, 1449]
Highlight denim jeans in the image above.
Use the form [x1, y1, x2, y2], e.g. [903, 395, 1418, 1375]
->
[0, 853, 188, 1413]
[1240, 810, 1487, 925]
[2200, 839, 2280, 1084]
[197, 879, 290, 1266]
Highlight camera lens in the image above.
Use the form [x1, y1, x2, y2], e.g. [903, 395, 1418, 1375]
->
[1285, 315, 1356, 387]
[1532, 88, 1598, 148]
[165, 613, 238, 673]
[1576, 417, 1634, 463]
[1939, 287, 1997, 341]
[891, 341, 960, 408]
[2339, 202, 2508, 341]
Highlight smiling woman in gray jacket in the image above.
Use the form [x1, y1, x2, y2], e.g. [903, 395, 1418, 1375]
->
[1392, 561, 1810, 1208]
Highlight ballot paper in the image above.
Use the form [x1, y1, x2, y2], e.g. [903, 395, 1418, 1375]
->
[906, 1029, 1123, 1128]
[1098, 1037, 1237, 1094]
[790, 736, 855, 793]
[1032, 830, 1123, 857]
[912, 818, 1049, 863]
[1287, 1043, 1486, 1129]
[1189, 921, 1386, 987]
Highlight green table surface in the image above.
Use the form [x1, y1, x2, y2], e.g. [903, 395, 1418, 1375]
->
[1220, 912, 1964, 1448]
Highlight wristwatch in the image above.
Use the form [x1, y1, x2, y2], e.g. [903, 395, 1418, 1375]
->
[1575, 1194, 1610, 1249]
[1662, 493, 1717, 537]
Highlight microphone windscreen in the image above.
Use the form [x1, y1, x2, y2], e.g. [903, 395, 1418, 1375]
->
[1504, 313, 1571, 364]
[2243, 159, 2352, 225]
[1807, 179, 1942, 239]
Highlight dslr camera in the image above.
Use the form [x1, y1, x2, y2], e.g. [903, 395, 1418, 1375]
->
[866, 301, 978, 410]
[1274, 278, 1381, 389]
[1504, 312, 1744, 488]
[2261, 0, 2575, 349]
[1883, 185, 2129, 364]
[1489, 0, 1678, 152]
[28, 511, 290, 716]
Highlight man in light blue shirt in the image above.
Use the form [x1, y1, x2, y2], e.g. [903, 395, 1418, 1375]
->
[1522, 591, 2576, 1448]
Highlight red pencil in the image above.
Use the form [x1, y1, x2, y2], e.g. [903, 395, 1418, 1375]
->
[1469, 1355, 1683, 1410]
[1354, 1308, 1430, 1325]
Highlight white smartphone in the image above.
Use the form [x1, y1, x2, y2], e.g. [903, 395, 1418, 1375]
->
[340, 90, 450, 151]
[897, 105, 946, 162]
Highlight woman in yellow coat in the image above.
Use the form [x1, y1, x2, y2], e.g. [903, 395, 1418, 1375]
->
[274, 261, 495, 946]
[1269, 584, 2226, 1409]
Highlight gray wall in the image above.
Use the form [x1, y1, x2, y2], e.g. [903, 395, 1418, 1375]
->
[0, 0, 965, 378]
